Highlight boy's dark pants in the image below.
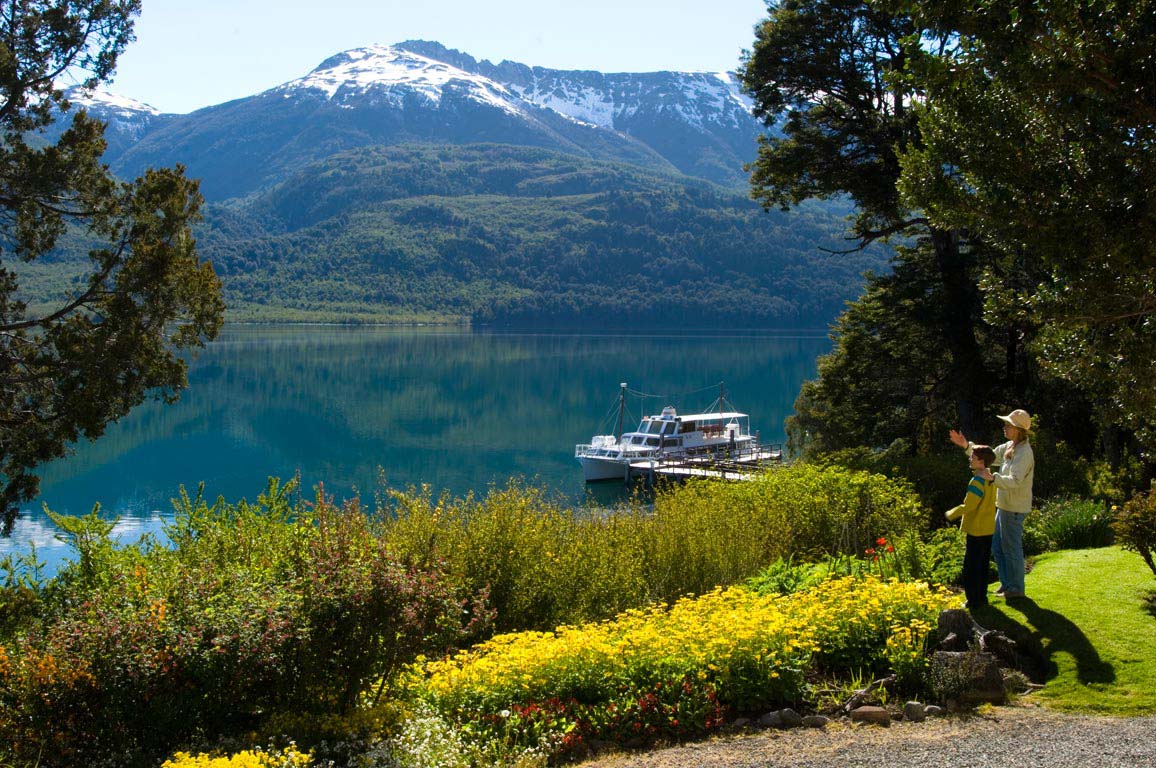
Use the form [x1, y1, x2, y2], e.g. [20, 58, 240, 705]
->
[963, 533, 993, 607]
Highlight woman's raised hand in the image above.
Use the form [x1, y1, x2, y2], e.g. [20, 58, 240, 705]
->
[949, 429, 968, 449]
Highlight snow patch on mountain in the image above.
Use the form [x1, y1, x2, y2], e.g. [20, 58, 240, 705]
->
[62, 86, 161, 139]
[276, 45, 525, 117]
[65, 87, 161, 116]
[511, 72, 753, 131]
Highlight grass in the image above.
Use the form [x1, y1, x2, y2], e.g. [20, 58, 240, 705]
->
[973, 546, 1156, 715]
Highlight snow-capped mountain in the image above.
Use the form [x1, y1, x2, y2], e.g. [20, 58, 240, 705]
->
[277, 45, 526, 118]
[57, 86, 171, 158]
[103, 42, 766, 201]
[397, 40, 755, 133]
[65, 87, 161, 130]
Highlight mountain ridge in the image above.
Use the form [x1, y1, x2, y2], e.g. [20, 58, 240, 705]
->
[63, 40, 764, 198]
[32, 42, 885, 329]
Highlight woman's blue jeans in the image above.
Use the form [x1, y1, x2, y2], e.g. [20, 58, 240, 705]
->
[992, 508, 1027, 593]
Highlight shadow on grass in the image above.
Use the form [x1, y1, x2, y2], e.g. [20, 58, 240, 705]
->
[972, 599, 1115, 685]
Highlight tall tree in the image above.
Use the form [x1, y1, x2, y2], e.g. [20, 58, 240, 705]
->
[0, 0, 224, 532]
[740, 0, 995, 448]
[788, 245, 980, 455]
[897, 0, 1156, 467]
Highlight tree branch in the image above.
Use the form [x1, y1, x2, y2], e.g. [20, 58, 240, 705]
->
[0, 241, 124, 332]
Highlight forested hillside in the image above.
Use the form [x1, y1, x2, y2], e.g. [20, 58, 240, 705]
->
[195, 144, 882, 325]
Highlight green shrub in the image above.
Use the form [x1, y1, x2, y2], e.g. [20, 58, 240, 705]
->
[892, 527, 966, 587]
[381, 481, 653, 634]
[0, 479, 475, 768]
[745, 555, 822, 595]
[382, 465, 927, 633]
[1029, 497, 1115, 552]
[1022, 513, 1053, 557]
[1114, 487, 1156, 577]
[0, 466, 931, 766]
[818, 446, 965, 530]
[645, 463, 927, 592]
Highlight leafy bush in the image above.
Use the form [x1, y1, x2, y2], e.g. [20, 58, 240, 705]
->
[1027, 497, 1115, 552]
[754, 529, 965, 594]
[380, 703, 551, 768]
[0, 479, 477, 768]
[1021, 513, 1054, 557]
[893, 528, 966, 587]
[1114, 488, 1156, 577]
[382, 482, 652, 634]
[381, 466, 927, 634]
[817, 446, 964, 530]
[640, 464, 926, 598]
[745, 555, 823, 595]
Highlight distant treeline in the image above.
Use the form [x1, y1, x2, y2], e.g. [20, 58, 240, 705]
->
[18, 144, 883, 326]
[190, 144, 884, 326]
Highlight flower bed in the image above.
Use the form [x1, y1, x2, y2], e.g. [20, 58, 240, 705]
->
[409, 576, 959, 755]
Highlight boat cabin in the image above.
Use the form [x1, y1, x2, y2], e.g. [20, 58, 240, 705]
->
[622, 406, 747, 449]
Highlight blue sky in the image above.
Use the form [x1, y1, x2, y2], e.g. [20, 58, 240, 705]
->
[107, 0, 769, 113]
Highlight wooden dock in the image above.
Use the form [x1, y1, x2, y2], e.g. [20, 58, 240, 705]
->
[626, 445, 783, 484]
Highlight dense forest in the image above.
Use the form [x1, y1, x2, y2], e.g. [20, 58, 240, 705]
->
[15, 144, 882, 327]
[194, 144, 883, 325]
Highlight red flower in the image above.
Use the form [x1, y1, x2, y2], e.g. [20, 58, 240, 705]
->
[865, 547, 876, 557]
[876, 537, 888, 546]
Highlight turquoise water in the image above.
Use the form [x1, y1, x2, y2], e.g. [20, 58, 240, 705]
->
[1, 326, 829, 576]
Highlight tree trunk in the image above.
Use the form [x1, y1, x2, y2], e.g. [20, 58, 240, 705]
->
[930, 227, 989, 439]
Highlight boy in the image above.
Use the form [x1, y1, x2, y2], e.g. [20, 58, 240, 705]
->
[946, 445, 997, 609]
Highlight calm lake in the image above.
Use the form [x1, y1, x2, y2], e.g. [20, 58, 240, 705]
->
[1, 326, 829, 576]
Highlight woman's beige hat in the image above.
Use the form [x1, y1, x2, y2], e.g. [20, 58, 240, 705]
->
[997, 409, 1032, 431]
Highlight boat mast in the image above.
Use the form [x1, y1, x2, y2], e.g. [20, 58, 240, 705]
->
[616, 382, 627, 440]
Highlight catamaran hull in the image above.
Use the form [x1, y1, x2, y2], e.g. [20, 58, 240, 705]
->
[578, 456, 631, 482]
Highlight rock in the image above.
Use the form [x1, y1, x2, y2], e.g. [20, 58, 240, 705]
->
[802, 715, 831, 728]
[937, 609, 978, 651]
[931, 650, 1008, 705]
[850, 705, 891, 726]
[731, 717, 750, 728]
[925, 705, 946, 717]
[903, 701, 926, 722]
[757, 711, 783, 728]
[980, 628, 1018, 666]
[779, 708, 803, 728]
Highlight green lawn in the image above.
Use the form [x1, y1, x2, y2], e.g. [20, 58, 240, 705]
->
[974, 546, 1156, 714]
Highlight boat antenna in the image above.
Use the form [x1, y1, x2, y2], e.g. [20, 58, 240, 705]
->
[616, 382, 627, 441]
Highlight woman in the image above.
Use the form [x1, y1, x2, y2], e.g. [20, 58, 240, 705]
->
[949, 409, 1035, 599]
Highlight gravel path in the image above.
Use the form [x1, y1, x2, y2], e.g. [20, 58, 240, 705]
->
[577, 704, 1156, 768]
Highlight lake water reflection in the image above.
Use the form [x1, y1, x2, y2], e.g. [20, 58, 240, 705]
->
[1, 326, 829, 576]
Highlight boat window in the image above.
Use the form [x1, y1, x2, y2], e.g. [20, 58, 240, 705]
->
[646, 437, 660, 446]
[631, 436, 644, 445]
[662, 421, 675, 435]
[647, 420, 664, 435]
[681, 421, 696, 433]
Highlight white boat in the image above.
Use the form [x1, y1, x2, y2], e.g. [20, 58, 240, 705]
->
[575, 383, 758, 482]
